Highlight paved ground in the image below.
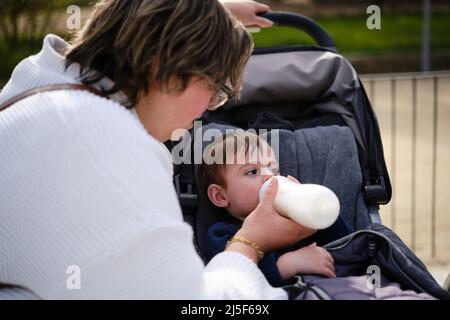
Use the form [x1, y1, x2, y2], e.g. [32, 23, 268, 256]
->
[427, 263, 450, 287]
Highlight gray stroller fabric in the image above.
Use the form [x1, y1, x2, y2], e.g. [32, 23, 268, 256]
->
[203, 49, 394, 207]
[294, 275, 435, 300]
[225, 50, 367, 154]
[369, 224, 450, 299]
[195, 124, 366, 253]
[289, 229, 448, 300]
[193, 123, 449, 299]
[273, 125, 370, 231]
[270, 126, 448, 299]
[228, 51, 359, 106]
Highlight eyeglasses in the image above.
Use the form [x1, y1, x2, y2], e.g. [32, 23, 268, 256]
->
[207, 81, 234, 111]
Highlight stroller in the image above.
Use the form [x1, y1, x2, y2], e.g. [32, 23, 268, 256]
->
[167, 12, 450, 300]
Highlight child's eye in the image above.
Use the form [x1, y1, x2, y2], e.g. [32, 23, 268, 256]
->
[245, 168, 259, 176]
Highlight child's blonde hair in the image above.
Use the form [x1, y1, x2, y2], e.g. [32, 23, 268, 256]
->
[199, 131, 270, 189]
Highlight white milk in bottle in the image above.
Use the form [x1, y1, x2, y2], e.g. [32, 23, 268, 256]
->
[259, 176, 340, 229]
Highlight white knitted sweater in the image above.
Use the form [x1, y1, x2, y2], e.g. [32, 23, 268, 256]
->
[0, 34, 287, 300]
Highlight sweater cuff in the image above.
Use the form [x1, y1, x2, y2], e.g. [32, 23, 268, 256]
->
[204, 251, 288, 300]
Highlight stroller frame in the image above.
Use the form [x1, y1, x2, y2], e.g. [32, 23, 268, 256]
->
[167, 12, 449, 299]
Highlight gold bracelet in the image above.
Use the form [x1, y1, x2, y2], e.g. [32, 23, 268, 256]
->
[226, 235, 264, 260]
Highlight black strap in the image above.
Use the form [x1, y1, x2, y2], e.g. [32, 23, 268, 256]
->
[283, 275, 333, 300]
[0, 83, 108, 112]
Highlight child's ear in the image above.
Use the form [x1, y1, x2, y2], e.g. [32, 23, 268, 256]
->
[207, 184, 229, 208]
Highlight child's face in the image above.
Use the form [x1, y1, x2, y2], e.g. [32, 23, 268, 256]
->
[208, 145, 280, 220]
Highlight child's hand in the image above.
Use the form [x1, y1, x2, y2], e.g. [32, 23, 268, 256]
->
[276, 243, 336, 280]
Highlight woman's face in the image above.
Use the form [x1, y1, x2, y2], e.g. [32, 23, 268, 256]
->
[135, 77, 215, 142]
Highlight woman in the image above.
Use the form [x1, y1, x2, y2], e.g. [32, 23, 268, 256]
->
[0, 0, 313, 299]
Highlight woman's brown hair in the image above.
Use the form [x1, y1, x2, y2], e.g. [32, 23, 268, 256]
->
[65, 0, 253, 108]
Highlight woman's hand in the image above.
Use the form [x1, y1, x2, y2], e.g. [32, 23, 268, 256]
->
[221, 0, 273, 28]
[287, 175, 301, 184]
[230, 178, 316, 260]
[277, 243, 336, 280]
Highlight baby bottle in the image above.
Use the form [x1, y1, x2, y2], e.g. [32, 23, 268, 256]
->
[259, 176, 340, 230]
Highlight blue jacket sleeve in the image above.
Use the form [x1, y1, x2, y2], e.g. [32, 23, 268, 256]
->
[204, 222, 239, 262]
[258, 252, 289, 287]
[204, 222, 289, 287]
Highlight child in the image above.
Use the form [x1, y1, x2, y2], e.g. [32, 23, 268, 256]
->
[198, 131, 353, 287]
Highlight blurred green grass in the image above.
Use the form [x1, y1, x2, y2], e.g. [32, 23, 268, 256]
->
[1, 11, 450, 84]
[0, 38, 45, 84]
[253, 12, 450, 55]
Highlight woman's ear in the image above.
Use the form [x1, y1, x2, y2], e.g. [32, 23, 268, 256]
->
[207, 184, 229, 208]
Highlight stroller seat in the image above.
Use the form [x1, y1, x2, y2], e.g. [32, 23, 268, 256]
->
[193, 123, 366, 254]
[169, 12, 450, 299]
[187, 121, 449, 300]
